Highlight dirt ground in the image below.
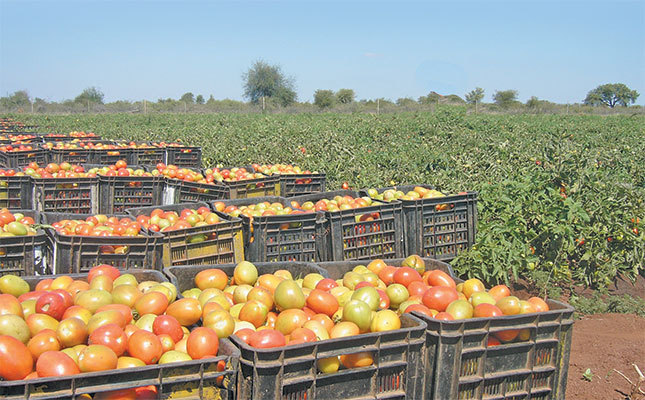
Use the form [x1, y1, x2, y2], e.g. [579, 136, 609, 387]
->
[566, 313, 645, 400]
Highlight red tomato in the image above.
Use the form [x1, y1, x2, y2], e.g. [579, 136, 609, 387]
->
[35, 292, 67, 320]
[27, 329, 61, 361]
[194, 269, 228, 290]
[423, 270, 456, 288]
[433, 312, 454, 321]
[186, 327, 219, 359]
[407, 281, 430, 298]
[378, 266, 398, 285]
[0, 335, 33, 380]
[473, 303, 504, 318]
[422, 286, 459, 312]
[289, 327, 317, 345]
[152, 315, 184, 342]
[315, 278, 338, 291]
[248, 329, 286, 348]
[376, 289, 390, 310]
[275, 309, 309, 336]
[36, 350, 80, 377]
[0, 293, 23, 317]
[487, 337, 501, 347]
[306, 289, 339, 317]
[128, 330, 163, 365]
[89, 324, 128, 356]
[233, 328, 255, 344]
[95, 304, 133, 325]
[403, 303, 436, 319]
[393, 267, 423, 287]
[78, 344, 118, 372]
[165, 298, 202, 326]
[134, 291, 168, 316]
[88, 264, 121, 283]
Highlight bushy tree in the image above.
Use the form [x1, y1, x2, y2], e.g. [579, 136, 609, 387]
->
[242, 60, 296, 107]
[396, 97, 417, 107]
[74, 87, 104, 104]
[0, 90, 31, 109]
[336, 89, 355, 104]
[584, 83, 639, 107]
[314, 90, 336, 108]
[180, 92, 195, 104]
[526, 96, 540, 108]
[418, 91, 442, 104]
[195, 94, 205, 104]
[465, 87, 485, 105]
[492, 90, 518, 108]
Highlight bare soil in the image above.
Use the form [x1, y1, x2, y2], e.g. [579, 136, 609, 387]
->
[567, 313, 645, 400]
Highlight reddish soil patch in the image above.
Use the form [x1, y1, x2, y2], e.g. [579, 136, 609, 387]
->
[567, 313, 645, 400]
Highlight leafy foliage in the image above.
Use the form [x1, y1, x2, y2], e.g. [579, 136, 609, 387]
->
[493, 90, 518, 108]
[584, 83, 639, 108]
[314, 90, 336, 108]
[74, 87, 104, 104]
[336, 89, 355, 104]
[465, 88, 485, 105]
[15, 112, 645, 288]
[242, 60, 296, 106]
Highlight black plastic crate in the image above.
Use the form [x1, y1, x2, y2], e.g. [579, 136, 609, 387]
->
[127, 144, 167, 166]
[164, 261, 329, 293]
[0, 338, 239, 400]
[0, 148, 48, 169]
[416, 297, 573, 400]
[229, 312, 426, 400]
[39, 133, 103, 142]
[41, 212, 163, 274]
[365, 186, 478, 260]
[222, 175, 281, 199]
[0, 210, 47, 276]
[90, 147, 133, 165]
[164, 178, 229, 204]
[290, 190, 404, 261]
[82, 165, 165, 214]
[166, 146, 202, 168]
[32, 176, 99, 214]
[279, 173, 327, 196]
[48, 141, 115, 164]
[0, 175, 32, 209]
[217, 197, 322, 262]
[126, 202, 244, 266]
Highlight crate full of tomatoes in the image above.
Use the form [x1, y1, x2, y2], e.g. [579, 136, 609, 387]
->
[0, 210, 46, 276]
[158, 164, 229, 204]
[0, 144, 48, 169]
[203, 166, 281, 199]
[0, 265, 239, 399]
[252, 163, 326, 197]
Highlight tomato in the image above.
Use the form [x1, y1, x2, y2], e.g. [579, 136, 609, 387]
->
[473, 303, 504, 318]
[247, 286, 273, 310]
[233, 284, 253, 304]
[62, 305, 92, 324]
[88, 310, 127, 334]
[152, 315, 183, 342]
[401, 255, 425, 274]
[462, 278, 486, 300]
[75, 289, 112, 313]
[186, 327, 219, 359]
[89, 324, 127, 356]
[239, 300, 269, 328]
[494, 329, 519, 343]
[93, 388, 137, 400]
[423, 270, 456, 289]
[66, 281, 90, 297]
[0, 293, 23, 317]
[407, 281, 430, 298]
[307, 289, 339, 317]
[469, 292, 496, 307]
[433, 312, 454, 321]
[248, 329, 286, 348]
[289, 327, 317, 344]
[403, 303, 436, 318]
[315, 278, 338, 291]
[302, 320, 330, 340]
[128, 330, 163, 365]
[317, 356, 340, 373]
[0, 335, 33, 380]
[77, 344, 118, 372]
[366, 259, 388, 275]
[377, 266, 397, 286]
[376, 289, 390, 310]
[203, 310, 235, 338]
[351, 286, 380, 311]
[385, 283, 409, 308]
[117, 356, 146, 369]
[35, 292, 67, 320]
[234, 261, 258, 286]
[111, 285, 142, 308]
[19, 290, 48, 303]
[487, 337, 501, 347]
[342, 300, 372, 332]
[275, 309, 308, 335]
[528, 297, 549, 312]
[422, 286, 459, 312]
[488, 285, 511, 301]
[50, 276, 73, 290]
[21, 299, 37, 319]
[496, 296, 521, 315]
[233, 328, 255, 344]
[88, 264, 121, 283]
[158, 334, 176, 353]
[36, 351, 79, 377]
[57, 317, 89, 347]
[28, 329, 61, 361]
[134, 291, 168, 316]
[166, 298, 201, 326]
[303, 273, 325, 290]
[274, 280, 305, 311]
[340, 351, 373, 368]
[159, 349, 192, 364]
[370, 310, 401, 332]
[393, 267, 423, 287]
[195, 269, 228, 290]
[96, 304, 133, 325]
[445, 300, 474, 319]
[26, 313, 59, 336]
[310, 314, 334, 334]
[257, 274, 283, 294]
[342, 271, 364, 290]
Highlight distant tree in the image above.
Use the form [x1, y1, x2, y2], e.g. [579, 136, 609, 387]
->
[444, 94, 466, 104]
[242, 60, 296, 109]
[584, 83, 639, 108]
[75, 87, 104, 104]
[465, 87, 485, 112]
[0, 90, 31, 109]
[206, 95, 216, 105]
[314, 90, 336, 108]
[396, 97, 417, 107]
[526, 96, 540, 108]
[492, 90, 518, 108]
[195, 94, 205, 104]
[336, 89, 355, 104]
[180, 92, 195, 104]
[418, 91, 443, 105]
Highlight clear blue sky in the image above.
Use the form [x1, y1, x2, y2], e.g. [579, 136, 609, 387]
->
[1, 0, 643, 104]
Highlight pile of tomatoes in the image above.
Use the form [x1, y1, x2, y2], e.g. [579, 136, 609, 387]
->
[22, 162, 89, 179]
[0, 209, 37, 237]
[0, 265, 227, 397]
[85, 160, 152, 178]
[251, 164, 317, 184]
[51, 215, 143, 238]
[0, 144, 36, 153]
[132, 206, 221, 235]
[153, 164, 214, 185]
[202, 166, 267, 183]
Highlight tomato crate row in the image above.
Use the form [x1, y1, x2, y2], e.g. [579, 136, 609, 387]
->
[0, 268, 239, 400]
[0, 209, 46, 276]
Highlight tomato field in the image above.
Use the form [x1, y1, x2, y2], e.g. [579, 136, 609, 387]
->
[13, 110, 645, 290]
